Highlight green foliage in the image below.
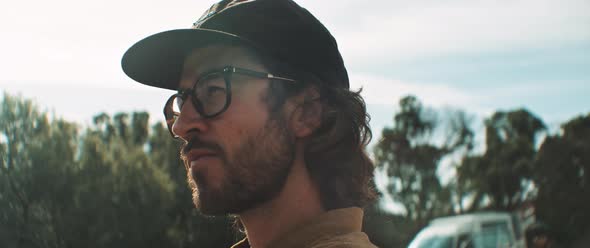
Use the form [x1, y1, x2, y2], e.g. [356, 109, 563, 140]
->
[0, 93, 239, 248]
[375, 96, 472, 223]
[372, 96, 475, 247]
[457, 109, 546, 210]
[1, 93, 79, 248]
[533, 114, 590, 246]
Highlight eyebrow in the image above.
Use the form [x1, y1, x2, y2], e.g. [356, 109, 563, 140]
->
[180, 57, 212, 83]
[179, 65, 209, 88]
[178, 66, 226, 93]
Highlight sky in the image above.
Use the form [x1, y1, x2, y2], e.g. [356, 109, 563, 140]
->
[1, 0, 589, 213]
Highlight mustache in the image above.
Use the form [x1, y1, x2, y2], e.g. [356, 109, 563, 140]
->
[180, 137, 224, 161]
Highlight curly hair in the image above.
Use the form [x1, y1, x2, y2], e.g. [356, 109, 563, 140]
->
[261, 57, 377, 210]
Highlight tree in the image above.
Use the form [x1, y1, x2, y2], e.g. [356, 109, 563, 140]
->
[457, 109, 546, 211]
[533, 113, 590, 246]
[374, 96, 473, 225]
[0, 93, 79, 248]
[68, 113, 176, 248]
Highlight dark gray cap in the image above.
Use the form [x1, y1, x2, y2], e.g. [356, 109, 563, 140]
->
[121, 0, 349, 90]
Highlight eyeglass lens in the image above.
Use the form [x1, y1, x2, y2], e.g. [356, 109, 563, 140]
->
[165, 72, 229, 135]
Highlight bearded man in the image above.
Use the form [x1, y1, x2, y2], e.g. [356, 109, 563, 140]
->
[122, 0, 378, 247]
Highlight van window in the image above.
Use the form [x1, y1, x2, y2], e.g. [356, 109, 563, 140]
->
[474, 221, 513, 248]
[457, 234, 474, 248]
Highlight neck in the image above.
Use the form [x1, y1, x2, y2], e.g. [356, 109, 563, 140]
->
[237, 146, 324, 248]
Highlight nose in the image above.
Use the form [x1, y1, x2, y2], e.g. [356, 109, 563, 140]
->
[171, 98, 208, 141]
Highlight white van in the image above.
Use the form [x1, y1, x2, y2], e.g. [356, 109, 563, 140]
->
[407, 212, 526, 248]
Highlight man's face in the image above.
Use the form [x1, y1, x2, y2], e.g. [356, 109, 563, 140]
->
[172, 45, 296, 215]
[532, 235, 549, 248]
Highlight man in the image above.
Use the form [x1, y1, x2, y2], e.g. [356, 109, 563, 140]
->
[121, 0, 377, 247]
[526, 223, 556, 248]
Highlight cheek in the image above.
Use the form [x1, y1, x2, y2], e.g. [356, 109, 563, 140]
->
[211, 118, 252, 158]
[222, 96, 270, 131]
[210, 87, 271, 150]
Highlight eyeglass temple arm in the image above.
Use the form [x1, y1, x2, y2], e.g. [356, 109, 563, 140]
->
[230, 67, 296, 83]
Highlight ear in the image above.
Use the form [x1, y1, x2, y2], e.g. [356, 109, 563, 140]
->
[289, 87, 322, 138]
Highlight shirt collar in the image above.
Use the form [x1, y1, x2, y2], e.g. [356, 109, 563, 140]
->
[230, 207, 364, 248]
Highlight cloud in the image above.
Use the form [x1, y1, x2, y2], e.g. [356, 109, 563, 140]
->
[351, 73, 479, 108]
[0, 0, 212, 85]
[3, 0, 588, 85]
[311, 0, 590, 64]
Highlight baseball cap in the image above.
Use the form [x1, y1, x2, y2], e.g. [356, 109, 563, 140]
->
[121, 0, 349, 90]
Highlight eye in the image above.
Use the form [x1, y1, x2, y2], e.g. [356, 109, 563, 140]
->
[195, 73, 226, 98]
[206, 85, 226, 96]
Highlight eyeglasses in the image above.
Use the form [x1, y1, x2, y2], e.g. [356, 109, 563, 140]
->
[163, 66, 297, 137]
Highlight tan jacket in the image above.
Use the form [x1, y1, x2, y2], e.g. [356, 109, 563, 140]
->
[231, 207, 378, 248]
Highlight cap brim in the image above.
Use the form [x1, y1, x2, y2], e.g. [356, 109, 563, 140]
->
[121, 29, 244, 90]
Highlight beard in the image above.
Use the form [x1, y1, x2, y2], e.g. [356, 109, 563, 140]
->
[182, 115, 295, 215]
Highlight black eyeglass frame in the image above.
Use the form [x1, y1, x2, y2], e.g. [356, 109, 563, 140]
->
[163, 66, 297, 137]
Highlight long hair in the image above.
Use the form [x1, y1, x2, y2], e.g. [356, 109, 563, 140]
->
[263, 59, 377, 210]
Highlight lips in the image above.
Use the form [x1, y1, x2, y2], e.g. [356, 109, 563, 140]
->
[185, 149, 220, 171]
[182, 138, 224, 171]
[186, 149, 218, 163]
